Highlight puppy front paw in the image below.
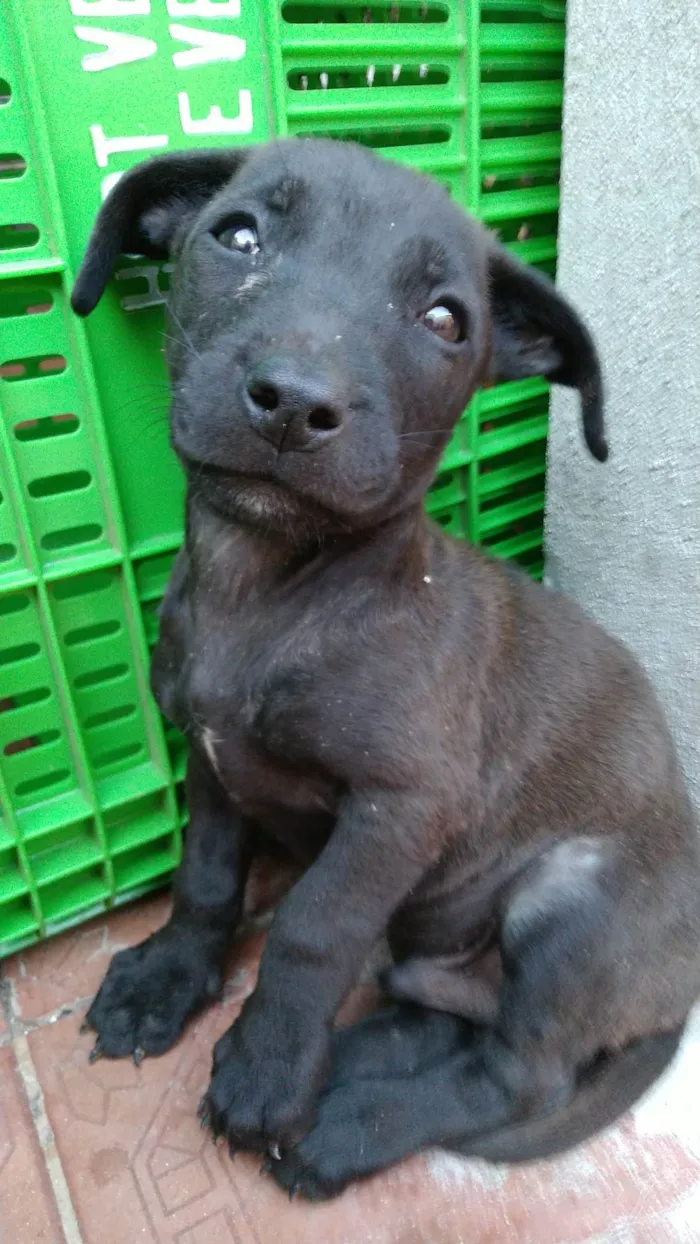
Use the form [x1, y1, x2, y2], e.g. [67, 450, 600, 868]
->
[270, 1077, 410, 1200]
[200, 1017, 329, 1156]
[83, 928, 223, 1063]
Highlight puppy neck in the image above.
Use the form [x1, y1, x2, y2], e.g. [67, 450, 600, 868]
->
[186, 492, 432, 597]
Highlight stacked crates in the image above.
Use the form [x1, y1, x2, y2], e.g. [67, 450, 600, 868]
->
[0, 0, 565, 953]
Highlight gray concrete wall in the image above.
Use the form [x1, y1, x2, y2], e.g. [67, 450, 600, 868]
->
[545, 0, 700, 807]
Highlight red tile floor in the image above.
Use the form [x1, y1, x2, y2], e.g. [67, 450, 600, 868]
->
[2, 858, 700, 1244]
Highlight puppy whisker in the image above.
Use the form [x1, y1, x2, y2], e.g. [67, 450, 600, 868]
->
[165, 306, 203, 363]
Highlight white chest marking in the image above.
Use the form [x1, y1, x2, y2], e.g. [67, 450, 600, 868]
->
[201, 726, 222, 777]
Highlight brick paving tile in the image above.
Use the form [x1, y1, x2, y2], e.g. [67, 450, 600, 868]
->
[0, 1044, 66, 1243]
[20, 916, 700, 1244]
[4, 863, 700, 1244]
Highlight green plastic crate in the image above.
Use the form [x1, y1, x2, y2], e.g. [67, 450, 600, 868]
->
[0, 0, 565, 954]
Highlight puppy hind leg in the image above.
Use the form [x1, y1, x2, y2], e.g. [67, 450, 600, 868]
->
[329, 1002, 468, 1085]
[272, 837, 640, 1199]
[383, 944, 502, 1023]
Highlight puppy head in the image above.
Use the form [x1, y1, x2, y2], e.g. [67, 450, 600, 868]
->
[73, 139, 606, 536]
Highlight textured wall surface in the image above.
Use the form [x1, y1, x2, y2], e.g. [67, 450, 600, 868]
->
[546, 0, 700, 808]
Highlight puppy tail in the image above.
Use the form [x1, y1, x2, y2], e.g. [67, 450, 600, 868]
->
[458, 1024, 684, 1164]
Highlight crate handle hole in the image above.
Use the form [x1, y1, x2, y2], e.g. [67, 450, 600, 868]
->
[0, 154, 27, 180]
[93, 741, 144, 770]
[0, 593, 30, 616]
[0, 687, 50, 714]
[85, 703, 137, 730]
[14, 413, 79, 442]
[4, 729, 60, 757]
[65, 619, 120, 647]
[74, 662, 129, 691]
[15, 769, 70, 799]
[51, 569, 113, 600]
[41, 523, 102, 552]
[288, 64, 449, 90]
[1, 355, 67, 382]
[310, 125, 451, 150]
[0, 222, 39, 251]
[0, 640, 40, 668]
[28, 470, 92, 499]
[0, 288, 53, 319]
[281, 3, 447, 22]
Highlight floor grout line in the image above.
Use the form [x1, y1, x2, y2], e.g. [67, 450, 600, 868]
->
[13, 1031, 85, 1244]
[5, 977, 85, 1244]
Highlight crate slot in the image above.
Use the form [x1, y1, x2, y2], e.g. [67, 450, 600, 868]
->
[1, 354, 67, 382]
[309, 124, 451, 147]
[0, 79, 10, 105]
[113, 836, 178, 893]
[0, 153, 27, 180]
[0, 289, 54, 321]
[40, 522, 103, 551]
[97, 762, 168, 813]
[4, 728, 60, 757]
[478, 485, 545, 535]
[478, 444, 546, 492]
[104, 790, 174, 856]
[133, 550, 177, 603]
[288, 63, 449, 89]
[27, 469, 92, 499]
[0, 222, 40, 251]
[38, 867, 109, 924]
[52, 569, 113, 600]
[15, 768, 71, 799]
[283, 4, 449, 22]
[0, 898, 38, 949]
[92, 740, 144, 772]
[16, 790, 92, 842]
[0, 640, 40, 667]
[141, 597, 161, 647]
[26, 819, 102, 886]
[84, 703, 137, 731]
[0, 848, 29, 900]
[482, 2, 564, 19]
[14, 413, 78, 441]
[64, 618, 121, 647]
[0, 686, 51, 712]
[0, 591, 30, 617]
[482, 507, 543, 552]
[73, 661, 128, 691]
[167, 731, 187, 784]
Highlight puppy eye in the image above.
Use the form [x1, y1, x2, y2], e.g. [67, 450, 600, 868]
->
[420, 303, 464, 344]
[215, 220, 260, 255]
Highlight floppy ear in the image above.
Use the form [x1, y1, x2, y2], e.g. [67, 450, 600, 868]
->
[71, 148, 247, 317]
[488, 245, 608, 462]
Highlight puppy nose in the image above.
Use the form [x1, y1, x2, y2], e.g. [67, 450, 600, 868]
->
[245, 358, 344, 451]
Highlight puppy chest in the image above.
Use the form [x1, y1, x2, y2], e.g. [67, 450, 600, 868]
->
[185, 652, 339, 810]
[186, 663, 312, 767]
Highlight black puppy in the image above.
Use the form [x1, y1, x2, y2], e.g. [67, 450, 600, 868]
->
[72, 139, 700, 1200]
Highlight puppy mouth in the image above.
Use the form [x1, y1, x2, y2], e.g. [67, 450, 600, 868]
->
[187, 459, 277, 491]
[190, 460, 266, 483]
[184, 448, 397, 528]
[186, 458, 302, 513]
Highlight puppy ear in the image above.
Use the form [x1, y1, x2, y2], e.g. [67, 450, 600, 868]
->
[488, 245, 607, 462]
[71, 148, 247, 316]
